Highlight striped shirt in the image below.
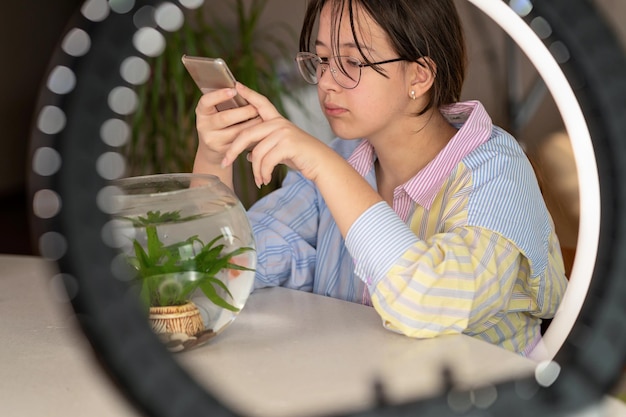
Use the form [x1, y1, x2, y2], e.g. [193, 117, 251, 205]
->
[248, 100, 568, 355]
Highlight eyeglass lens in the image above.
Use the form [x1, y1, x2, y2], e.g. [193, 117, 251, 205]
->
[297, 54, 362, 89]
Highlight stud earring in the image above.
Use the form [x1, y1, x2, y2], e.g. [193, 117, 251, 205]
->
[410, 90, 416, 100]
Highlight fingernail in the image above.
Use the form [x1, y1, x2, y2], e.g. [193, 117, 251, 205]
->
[220, 157, 229, 168]
[226, 88, 236, 97]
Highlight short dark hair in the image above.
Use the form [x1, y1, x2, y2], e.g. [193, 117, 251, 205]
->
[299, 0, 467, 115]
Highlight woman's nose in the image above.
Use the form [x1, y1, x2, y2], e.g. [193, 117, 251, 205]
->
[318, 65, 339, 90]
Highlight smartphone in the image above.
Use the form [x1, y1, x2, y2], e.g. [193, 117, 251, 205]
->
[181, 54, 249, 111]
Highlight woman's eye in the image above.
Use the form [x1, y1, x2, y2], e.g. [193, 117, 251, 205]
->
[345, 58, 361, 68]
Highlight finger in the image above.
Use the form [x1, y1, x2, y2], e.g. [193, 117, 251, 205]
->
[222, 115, 263, 146]
[247, 133, 282, 188]
[214, 105, 260, 130]
[220, 125, 261, 167]
[218, 120, 266, 168]
[235, 82, 282, 121]
[196, 112, 260, 162]
[196, 88, 236, 114]
[197, 91, 259, 128]
[221, 117, 284, 167]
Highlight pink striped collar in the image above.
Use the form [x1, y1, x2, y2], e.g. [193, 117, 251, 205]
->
[347, 100, 493, 210]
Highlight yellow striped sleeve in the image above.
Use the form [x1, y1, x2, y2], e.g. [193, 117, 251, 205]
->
[366, 158, 568, 354]
[371, 228, 519, 335]
[370, 226, 566, 353]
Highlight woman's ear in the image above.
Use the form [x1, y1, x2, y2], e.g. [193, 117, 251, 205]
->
[409, 57, 436, 97]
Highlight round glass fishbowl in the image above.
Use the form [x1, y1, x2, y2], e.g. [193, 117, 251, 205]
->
[109, 173, 256, 352]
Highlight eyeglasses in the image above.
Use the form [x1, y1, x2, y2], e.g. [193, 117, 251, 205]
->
[295, 52, 405, 89]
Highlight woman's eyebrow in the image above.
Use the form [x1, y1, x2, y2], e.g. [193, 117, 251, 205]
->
[314, 40, 366, 50]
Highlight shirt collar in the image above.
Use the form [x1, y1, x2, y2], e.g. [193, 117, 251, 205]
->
[346, 100, 493, 209]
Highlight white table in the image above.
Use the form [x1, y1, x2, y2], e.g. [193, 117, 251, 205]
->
[1, 255, 624, 417]
[0, 255, 138, 417]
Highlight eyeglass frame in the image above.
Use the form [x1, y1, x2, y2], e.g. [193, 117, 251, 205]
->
[295, 51, 409, 89]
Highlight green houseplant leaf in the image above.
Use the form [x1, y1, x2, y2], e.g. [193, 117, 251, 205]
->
[124, 210, 255, 310]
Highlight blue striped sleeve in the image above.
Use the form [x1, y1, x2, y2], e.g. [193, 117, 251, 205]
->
[248, 170, 320, 291]
[345, 201, 419, 287]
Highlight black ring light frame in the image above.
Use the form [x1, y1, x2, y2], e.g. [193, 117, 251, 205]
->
[27, 0, 626, 416]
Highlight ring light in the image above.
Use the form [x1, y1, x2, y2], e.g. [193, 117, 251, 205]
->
[466, 0, 600, 363]
[28, 0, 626, 416]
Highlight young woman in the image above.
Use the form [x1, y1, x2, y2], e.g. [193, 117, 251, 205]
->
[192, 0, 568, 355]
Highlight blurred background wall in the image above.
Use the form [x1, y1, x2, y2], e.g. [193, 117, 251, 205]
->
[0, 0, 83, 254]
[1, 0, 624, 255]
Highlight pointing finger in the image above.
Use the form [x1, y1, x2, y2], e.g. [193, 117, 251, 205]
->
[235, 82, 282, 121]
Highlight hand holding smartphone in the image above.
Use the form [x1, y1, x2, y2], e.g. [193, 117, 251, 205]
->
[181, 54, 249, 112]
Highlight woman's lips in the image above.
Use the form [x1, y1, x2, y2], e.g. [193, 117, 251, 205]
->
[324, 104, 347, 117]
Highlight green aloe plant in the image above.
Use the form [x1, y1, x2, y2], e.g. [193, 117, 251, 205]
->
[125, 0, 304, 208]
[124, 210, 255, 310]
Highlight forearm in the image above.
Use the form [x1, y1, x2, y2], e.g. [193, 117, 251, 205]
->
[192, 149, 234, 191]
[311, 149, 383, 237]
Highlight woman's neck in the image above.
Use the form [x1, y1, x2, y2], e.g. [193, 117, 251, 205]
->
[372, 109, 457, 204]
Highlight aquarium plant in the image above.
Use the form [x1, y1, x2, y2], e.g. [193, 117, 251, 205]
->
[123, 210, 255, 311]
